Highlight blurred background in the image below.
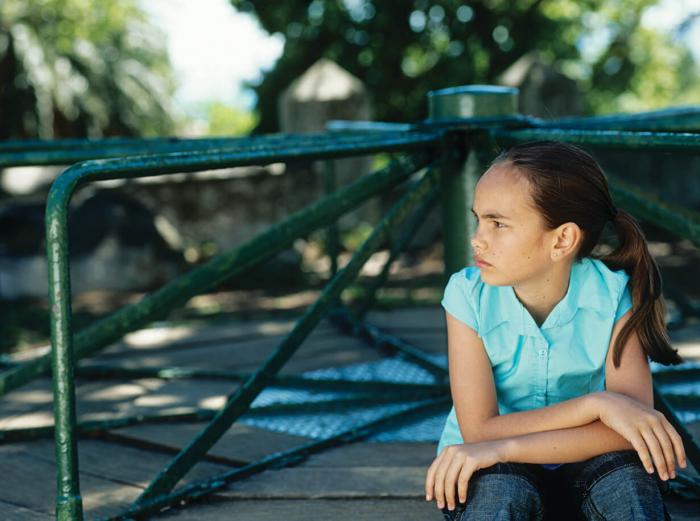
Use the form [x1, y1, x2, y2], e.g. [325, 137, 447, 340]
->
[2, 0, 700, 354]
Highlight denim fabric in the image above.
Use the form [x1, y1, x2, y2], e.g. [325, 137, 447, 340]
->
[439, 450, 672, 521]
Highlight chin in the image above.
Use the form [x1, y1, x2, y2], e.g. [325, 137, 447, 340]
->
[479, 268, 515, 287]
[478, 268, 500, 285]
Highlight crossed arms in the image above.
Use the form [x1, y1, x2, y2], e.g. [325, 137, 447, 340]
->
[424, 309, 686, 509]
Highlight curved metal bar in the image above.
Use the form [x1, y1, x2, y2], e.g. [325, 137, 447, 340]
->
[0, 129, 439, 167]
[130, 163, 441, 507]
[37, 134, 438, 521]
[0, 151, 435, 399]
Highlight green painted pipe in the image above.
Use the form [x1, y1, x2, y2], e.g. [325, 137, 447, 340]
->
[132, 165, 441, 506]
[0, 151, 435, 398]
[536, 105, 700, 132]
[107, 395, 451, 521]
[607, 173, 700, 248]
[327, 307, 448, 381]
[352, 182, 440, 320]
[0, 389, 446, 443]
[0, 130, 437, 167]
[73, 363, 448, 392]
[491, 128, 700, 152]
[653, 386, 700, 478]
[40, 138, 436, 521]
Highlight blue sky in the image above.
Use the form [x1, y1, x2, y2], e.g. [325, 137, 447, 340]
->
[141, 0, 700, 117]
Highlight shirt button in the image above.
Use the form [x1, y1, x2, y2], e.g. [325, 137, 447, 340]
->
[538, 349, 547, 357]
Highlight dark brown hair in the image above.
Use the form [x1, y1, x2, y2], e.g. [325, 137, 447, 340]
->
[491, 140, 682, 367]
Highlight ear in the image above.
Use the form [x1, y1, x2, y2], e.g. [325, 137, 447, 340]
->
[550, 222, 581, 261]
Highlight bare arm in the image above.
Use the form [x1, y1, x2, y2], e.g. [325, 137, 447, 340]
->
[489, 309, 641, 463]
[501, 420, 632, 464]
[500, 309, 685, 475]
[427, 310, 686, 510]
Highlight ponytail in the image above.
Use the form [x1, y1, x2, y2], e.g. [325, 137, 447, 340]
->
[600, 208, 683, 367]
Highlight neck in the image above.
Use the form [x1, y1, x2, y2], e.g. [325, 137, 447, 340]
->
[512, 261, 573, 327]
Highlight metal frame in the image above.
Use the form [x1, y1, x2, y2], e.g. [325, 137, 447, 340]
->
[0, 85, 699, 519]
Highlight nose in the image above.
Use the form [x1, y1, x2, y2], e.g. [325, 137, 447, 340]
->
[470, 226, 486, 253]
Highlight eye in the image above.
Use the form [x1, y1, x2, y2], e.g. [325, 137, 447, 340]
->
[494, 221, 506, 229]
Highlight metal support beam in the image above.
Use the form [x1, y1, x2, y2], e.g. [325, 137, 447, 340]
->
[131, 165, 441, 506]
[428, 85, 519, 284]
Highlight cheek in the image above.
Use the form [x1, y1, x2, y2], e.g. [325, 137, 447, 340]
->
[492, 235, 528, 258]
[517, 245, 536, 261]
[514, 234, 546, 260]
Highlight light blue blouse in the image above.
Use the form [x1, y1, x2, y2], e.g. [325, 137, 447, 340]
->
[436, 257, 633, 470]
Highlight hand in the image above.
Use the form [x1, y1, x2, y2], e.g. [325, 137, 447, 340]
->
[597, 391, 687, 480]
[424, 440, 506, 511]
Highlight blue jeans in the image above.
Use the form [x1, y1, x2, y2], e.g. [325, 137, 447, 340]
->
[440, 450, 672, 520]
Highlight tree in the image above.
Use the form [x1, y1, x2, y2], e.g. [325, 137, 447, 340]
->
[231, 0, 700, 133]
[207, 102, 259, 136]
[0, 0, 176, 139]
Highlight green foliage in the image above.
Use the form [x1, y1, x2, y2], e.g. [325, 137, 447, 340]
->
[206, 102, 259, 135]
[586, 26, 700, 113]
[0, 0, 176, 138]
[230, 0, 700, 132]
[340, 220, 375, 251]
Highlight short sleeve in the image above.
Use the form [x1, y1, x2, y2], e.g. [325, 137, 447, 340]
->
[614, 279, 633, 323]
[440, 269, 479, 332]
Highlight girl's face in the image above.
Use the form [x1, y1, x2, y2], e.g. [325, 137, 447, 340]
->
[470, 162, 557, 287]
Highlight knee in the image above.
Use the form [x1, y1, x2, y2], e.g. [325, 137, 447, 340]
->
[584, 464, 665, 520]
[464, 473, 543, 518]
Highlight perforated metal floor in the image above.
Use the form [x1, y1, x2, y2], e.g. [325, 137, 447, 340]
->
[238, 355, 700, 442]
[240, 353, 450, 442]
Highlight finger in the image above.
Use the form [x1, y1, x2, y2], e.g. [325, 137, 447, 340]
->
[425, 454, 442, 500]
[629, 432, 655, 475]
[661, 417, 687, 470]
[428, 452, 447, 503]
[651, 420, 677, 477]
[444, 457, 464, 511]
[640, 427, 668, 479]
[456, 464, 474, 504]
[433, 452, 452, 508]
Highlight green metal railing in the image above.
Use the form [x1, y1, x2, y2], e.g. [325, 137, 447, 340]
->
[1, 85, 700, 519]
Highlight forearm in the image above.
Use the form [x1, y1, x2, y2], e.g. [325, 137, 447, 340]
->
[462, 393, 602, 443]
[500, 420, 634, 464]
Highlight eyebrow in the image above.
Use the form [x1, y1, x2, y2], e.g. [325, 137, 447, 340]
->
[470, 207, 511, 220]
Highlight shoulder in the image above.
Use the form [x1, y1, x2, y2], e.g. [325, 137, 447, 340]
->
[445, 266, 483, 294]
[585, 257, 630, 295]
[441, 267, 485, 332]
[586, 257, 629, 283]
[580, 257, 632, 320]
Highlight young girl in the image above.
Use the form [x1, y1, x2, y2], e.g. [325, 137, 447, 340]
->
[424, 141, 687, 520]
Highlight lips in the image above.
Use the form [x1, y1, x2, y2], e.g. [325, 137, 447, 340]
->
[474, 256, 492, 267]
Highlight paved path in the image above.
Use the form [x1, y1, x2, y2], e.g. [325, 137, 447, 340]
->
[1, 308, 699, 519]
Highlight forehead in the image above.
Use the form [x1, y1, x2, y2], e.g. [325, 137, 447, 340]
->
[473, 163, 537, 217]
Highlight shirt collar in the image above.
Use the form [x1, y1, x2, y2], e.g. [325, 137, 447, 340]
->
[479, 257, 610, 337]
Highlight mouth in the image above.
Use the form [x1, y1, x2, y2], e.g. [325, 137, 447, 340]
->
[474, 256, 492, 268]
